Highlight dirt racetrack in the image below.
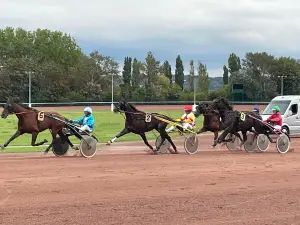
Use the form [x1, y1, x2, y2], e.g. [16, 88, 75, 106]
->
[1, 132, 300, 225]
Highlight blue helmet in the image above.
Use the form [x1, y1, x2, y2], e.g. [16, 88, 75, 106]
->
[253, 105, 259, 112]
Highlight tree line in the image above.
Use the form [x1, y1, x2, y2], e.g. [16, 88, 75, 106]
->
[0, 27, 299, 103]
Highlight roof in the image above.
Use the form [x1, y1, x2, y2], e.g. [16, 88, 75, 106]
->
[272, 95, 300, 101]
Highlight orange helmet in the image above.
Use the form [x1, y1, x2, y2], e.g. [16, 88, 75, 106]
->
[184, 105, 192, 111]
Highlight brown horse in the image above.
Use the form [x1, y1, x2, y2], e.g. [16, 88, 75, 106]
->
[194, 102, 222, 147]
[0, 98, 74, 154]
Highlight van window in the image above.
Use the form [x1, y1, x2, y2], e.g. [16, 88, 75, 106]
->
[290, 104, 298, 115]
[262, 100, 291, 115]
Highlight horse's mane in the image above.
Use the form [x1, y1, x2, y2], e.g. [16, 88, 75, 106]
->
[219, 97, 233, 110]
[17, 103, 38, 111]
[125, 102, 142, 112]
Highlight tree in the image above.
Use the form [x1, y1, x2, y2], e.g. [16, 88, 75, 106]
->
[188, 60, 195, 91]
[145, 51, 160, 85]
[121, 56, 132, 99]
[160, 61, 172, 84]
[131, 58, 145, 87]
[197, 61, 209, 95]
[175, 55, 184, 90]
[228, 53, 241, 74]
[223, 65, 229, 86]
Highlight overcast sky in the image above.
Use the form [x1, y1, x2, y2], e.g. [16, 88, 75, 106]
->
[1, 0, 300, 77]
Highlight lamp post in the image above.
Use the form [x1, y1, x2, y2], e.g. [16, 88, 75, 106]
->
[28, 72, 32, 107]
[193, 75, 197, 111]
[111, 74, 114, 112]
[100, 74, 114, 112]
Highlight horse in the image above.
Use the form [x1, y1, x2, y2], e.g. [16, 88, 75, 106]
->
[210, 97, 269, 149]
[106, 101, 179, 154]
[194, 102, 222, 147]
[0, 98, 75, 154]
[194, 102, 244, 148]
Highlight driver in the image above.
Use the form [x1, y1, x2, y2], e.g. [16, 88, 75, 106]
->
[252, 105, 262, 120]
[264, 105, 282, 131]
[166, 105, 195, 133]
[70, 107, 95, 133]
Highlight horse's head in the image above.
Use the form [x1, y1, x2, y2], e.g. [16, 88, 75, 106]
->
[113, 101, 127, 113]
[194, 102, 209, 117]
[1, 98, 14, 119]
[212, 97, 232, 111]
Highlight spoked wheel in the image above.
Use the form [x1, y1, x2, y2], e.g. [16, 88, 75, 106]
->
[184, 134, 199, 155]
[155, 136, 171, 154]
[225, 133, 241, 151]
[256, 134, 270, 152]
[79, 135, 98, 158]
[276, 133, 291, 154]
[52, 136, 69, 157]
[244, 133, 257, 153]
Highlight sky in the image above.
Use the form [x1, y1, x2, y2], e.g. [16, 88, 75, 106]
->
[1, 0, 300, 77]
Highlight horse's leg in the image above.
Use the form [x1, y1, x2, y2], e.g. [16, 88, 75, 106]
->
[196, 127, 207, 134]
[158, 124, 178, 154]
[107, 128, 130, 145]
[155, 133, 166, 154]
[237, 131, 247, 150]
[217, 126, 231, 144]
[212, 131, 219, 147]
[164, 133, 178, 154]
[31, 132, 48, 146]
[139, 133, 155, 153]
[43, 130, 74, 154]
[0, 130, 22, 150]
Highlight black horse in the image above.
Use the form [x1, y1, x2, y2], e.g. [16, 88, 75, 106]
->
[210, 97, 272, 149]
[194, 101, 246, 148]
[106, 101, 179, 154]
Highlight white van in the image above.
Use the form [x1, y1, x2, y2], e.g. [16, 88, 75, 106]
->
[261, 95, 300, 135]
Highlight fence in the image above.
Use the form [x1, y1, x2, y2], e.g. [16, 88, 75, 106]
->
[0, 101, 270, 107]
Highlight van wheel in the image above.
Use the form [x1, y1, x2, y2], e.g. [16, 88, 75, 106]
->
[282, 126, 289, 136]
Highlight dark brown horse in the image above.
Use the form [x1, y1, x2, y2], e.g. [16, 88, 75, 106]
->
[0, 98, 74, 154]
[107, 101, 179, 154]
[194, 102, 222, 147]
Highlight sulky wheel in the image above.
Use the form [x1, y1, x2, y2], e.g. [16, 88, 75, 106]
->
[52, 136, 69, 157]
[79, 135, 98, 158]
[276, 133, 290, 154]
[256, 134, 270, 152]
[225, 133, 241, 151]
[184, 134, 199, 154]
[244, 133, 257, 153]
[155, 136, 171, 154]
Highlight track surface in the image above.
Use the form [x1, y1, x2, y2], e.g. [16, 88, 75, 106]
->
[1, 135, 300, 225]
[2, 105, 300, 225]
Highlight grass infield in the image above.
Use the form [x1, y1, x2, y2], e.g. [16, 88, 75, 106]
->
[0, 110, 204, 153]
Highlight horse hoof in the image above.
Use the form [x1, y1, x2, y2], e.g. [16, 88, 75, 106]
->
[0, 146, 4, 150]
[106, 142, 111, 146]
[72, 146, 79, 150]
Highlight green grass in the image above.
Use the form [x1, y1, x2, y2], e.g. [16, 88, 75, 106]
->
[0, 110, 203, 153]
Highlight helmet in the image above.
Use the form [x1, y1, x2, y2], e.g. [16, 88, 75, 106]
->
[184, 105, 192, 111]
[272, 105, 280, 112]
[253, 105, 259, 112]
[84, 107, 92, 114]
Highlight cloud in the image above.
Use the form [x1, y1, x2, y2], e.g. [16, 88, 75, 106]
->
[1, 0, 300, 74]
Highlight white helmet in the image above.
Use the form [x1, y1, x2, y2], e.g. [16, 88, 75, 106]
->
[84, 107, 92, 114]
